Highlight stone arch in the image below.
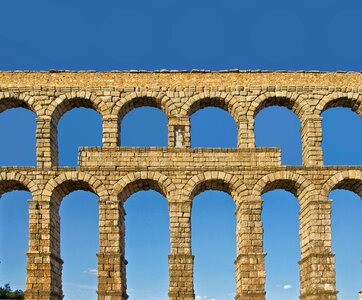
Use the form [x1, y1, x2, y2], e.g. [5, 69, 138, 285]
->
[0, 92, 41, 116]
[47, 91, 108, 127]
[43, 172, 109, 299]
[323, 170, 362, 198]
[315, 92, 362, 116]
[113, 90, 173, 124]
[112, 171, 176, 202]
[248, 92, 311, 124]
[0, 171, 39, 198]
[42, 171, 109, 204]
[252, 171, 316, 203]
[46, 92, 107, 166]
[181, 91, 242, 122]
[0, 93, 40, 166]
[184, 171, 248, 205]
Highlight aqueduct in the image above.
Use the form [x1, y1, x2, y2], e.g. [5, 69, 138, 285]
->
[0, 70, 361, 300]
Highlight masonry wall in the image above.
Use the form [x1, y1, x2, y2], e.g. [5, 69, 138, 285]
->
[0, 71, 362, 300]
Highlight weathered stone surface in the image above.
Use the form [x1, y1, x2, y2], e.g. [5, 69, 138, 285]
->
[1, 70, 361, 299]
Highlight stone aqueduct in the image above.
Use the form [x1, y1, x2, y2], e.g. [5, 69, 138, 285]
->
[0, 71, 361, 300]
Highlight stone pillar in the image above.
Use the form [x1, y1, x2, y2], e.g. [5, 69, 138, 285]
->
[36, 117, 58, 168]
[359, 291, 362, 300]
[25, 199, 63, 300]
[301, 116, 323, 167]
[168, 117, 190, 148]
[168, 201, 194, 300]
[103, 116, 119, 147]
[299, 198, 337, 300]
[97, 198, 127, 300]
[235, 198, 265, 300]
[238, 120, 254, 148]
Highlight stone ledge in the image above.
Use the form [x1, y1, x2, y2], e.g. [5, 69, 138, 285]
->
[2, 70, 362, 88]
[24, 290, 63, 299]
[300, 290, 337, 299]
[298, 252, 335, 265]
[97, 290, 128, 299]
[78, 147, 282, 169]
[235, 291, 266, 300]
[235, 253, 267, 265]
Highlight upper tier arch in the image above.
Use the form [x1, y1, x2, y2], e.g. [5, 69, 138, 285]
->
[112, 91, 173, 123]
[315, 92, 362, 116]
[181, 91, 242, 122]
[248, 92, 312, 123]
[47, 92, 109, 126]
[0, 92, 40, 116]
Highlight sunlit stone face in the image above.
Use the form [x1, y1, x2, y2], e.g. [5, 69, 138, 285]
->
[0, 71, 361, 300]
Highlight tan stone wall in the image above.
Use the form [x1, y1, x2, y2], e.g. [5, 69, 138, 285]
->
[1, 71, 362, 300]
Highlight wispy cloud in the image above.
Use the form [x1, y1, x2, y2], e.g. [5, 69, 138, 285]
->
[195, 295, 217, 300]
[283, 284, 293, 290]
[82, 268, 97, 275]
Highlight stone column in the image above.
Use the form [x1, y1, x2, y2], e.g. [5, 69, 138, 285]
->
[235, 198, 265, 300]
[36, 117, 58, 168]
[299, 198, 337, 300]
[238, 120, 254, 148]
[301, 116, 323, 167]
[359, 291, 362, 300]
[25, 199, 63, 300]
[168, 201, 194, 300]
[97, 198, 127, 300]
[103, 116, 119, 147]
[168, 117, 190, 148]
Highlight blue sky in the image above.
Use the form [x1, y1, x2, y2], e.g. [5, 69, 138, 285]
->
[0, 1, 362, 300]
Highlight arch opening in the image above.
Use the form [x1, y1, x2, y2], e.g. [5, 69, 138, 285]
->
[191, 189, 236, 299]
[49, 179, 101, 300]
[0, 189, 31, 296]
[261, 189, 300, 300]
[120, 106, 168, 147]
[0, 180, 29, 197]
[320, 97, 360, 114]
[190, 106, 237, 148]
[51, 97, 101, 128]
[255, 106, 302, 165]
[51, 179, 97, 205]
[0, 97, 35, 114]
[260, 179, 300, 198]
[322, 107, 362, 165]
[58, 107, 102, 166]
[329, 186, 362, 300]
[124, 190, 170, 300]
[188, 97, 232, 117]
[252, 96, 302, 119]
[118, 97, 165, 125]
[60, 190, 99, 300]
[0, 107, 36, 166]
[190, 179, 233, 200]
[117, 178, 168, 203]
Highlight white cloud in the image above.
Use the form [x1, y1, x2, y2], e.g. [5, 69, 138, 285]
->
[82, 268, 97, 275]
[195, 296, 217, 300]
[283, 284, 293, 290]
